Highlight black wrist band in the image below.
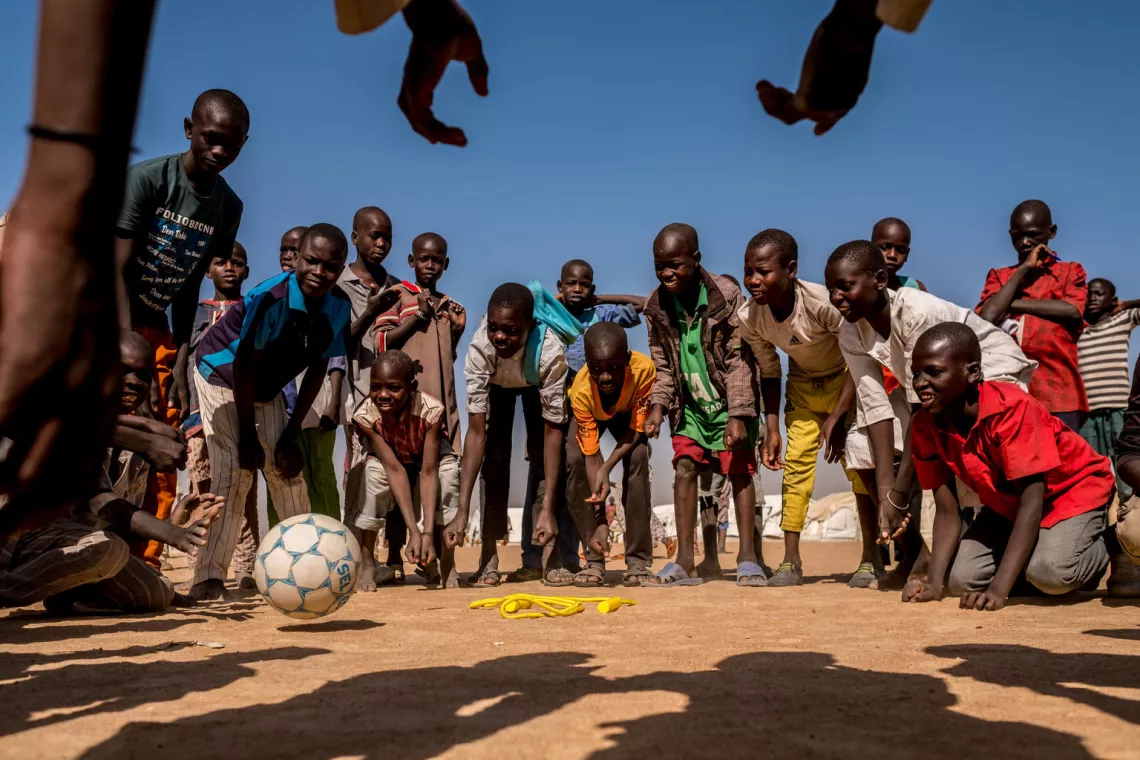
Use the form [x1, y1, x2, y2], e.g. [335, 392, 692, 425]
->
[28, 124, 139, 154]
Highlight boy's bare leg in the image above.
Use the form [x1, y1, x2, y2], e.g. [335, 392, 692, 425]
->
[356, 529, 379, 592]
[672, 457, 700, 576]
[783, 530, 802, 568]
[435, 529, 459, 589]
[730, 473, 758, 568]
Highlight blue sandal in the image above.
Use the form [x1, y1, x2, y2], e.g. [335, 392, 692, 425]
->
[736, 561, 769, 587]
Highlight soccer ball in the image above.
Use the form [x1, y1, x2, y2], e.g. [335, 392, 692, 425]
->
[254, 513, 362, 620]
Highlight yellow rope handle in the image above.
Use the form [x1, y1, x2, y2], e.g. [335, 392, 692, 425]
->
[469, 593, 637, 619]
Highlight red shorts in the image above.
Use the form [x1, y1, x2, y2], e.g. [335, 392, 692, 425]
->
[671, 435, 756, 476]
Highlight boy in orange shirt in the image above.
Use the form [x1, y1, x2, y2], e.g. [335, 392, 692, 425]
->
[565, 323, 655, 587]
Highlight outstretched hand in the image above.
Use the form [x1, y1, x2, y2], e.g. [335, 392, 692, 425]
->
[399, 0, 488, 147]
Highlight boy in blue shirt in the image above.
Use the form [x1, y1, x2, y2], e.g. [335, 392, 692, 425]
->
[189, 224, 352, 601]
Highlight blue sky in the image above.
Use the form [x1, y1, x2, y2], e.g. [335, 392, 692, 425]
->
[2, 0, 1138, 505]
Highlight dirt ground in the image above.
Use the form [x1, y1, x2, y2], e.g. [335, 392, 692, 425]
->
[1, 540, 1138, 760]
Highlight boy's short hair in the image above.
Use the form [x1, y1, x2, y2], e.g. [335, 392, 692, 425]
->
[230, 241, 247, 261]
[488, 283, 534, 320]
[372, 350, 416, 382]
[827, 240, 886, 275]
[1011, 199, 1052, 225]
[119, 328, 153, 358]
[584, 321, 627, 354]
[412, 232, 447, 253]
[655, 223, 699, 253]
[300, 223, 349, 261]
[1089, 277, 1117, 298]
[915, 322, 981, 362]
[561, 259, 594, 280]
[352, 206, 390, 230]
[746, 228, 798, 266]
[192, 88, 250, 130]
[872, 217, 911, 238]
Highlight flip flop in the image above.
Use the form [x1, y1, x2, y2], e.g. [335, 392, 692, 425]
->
[641, 562, 704, 587]
[736, 561, 769, 587]
[470, 569, 502, 588]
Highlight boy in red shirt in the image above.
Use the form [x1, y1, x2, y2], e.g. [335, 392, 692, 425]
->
[976, 200, 1088, 430]
[902, 323, 1135, 609]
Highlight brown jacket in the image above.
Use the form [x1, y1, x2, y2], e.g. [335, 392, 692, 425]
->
[643, 268, 757, 430]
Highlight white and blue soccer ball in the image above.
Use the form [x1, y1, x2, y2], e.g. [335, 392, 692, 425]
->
[254, 513, 362, 620]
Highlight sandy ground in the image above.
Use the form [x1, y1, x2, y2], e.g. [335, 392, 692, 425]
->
[1, 540, 1138, 760]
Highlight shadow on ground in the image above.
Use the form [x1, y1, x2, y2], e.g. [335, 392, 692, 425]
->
[75, 649, 1103, 759]
[928, 644, 1140, 726]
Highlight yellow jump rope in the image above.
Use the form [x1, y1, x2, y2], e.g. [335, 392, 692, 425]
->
[470, 592, 637, 620]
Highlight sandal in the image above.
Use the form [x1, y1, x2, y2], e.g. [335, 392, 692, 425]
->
[641, 562, 704, 587]
[543, 567, 576, 587]
[736, 561, 769, 587]
[374, 565, 402, 586]
[621, 567, 652, 587]
[505, 566, 543, 583]
[574, 563, 607, 588]
[470, 569, 502, 588]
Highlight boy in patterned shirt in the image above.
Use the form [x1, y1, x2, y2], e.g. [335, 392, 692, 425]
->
[351, 351, 458, 589]
[1078, 278, 1140, 503]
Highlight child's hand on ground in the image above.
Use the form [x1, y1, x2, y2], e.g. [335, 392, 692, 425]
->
[643, 406, 664, 439]
[532, 510, 557, 546]
[442, 513, 467, 548]
[818, 414, 847, 463]
[419, 532, 436, 566]
[274, 431, 303, 479]
[399, 0, 489, 147]
[960, 588, 1007, 612]
[723, 417, 749, 450]
[903, 577, 941, 603]
[761, 428, 784, 470]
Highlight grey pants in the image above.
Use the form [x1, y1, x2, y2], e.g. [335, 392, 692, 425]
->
[565, 416, 652, 570]
[0, 520, 173, 612]
[948, 505, 1110, 596]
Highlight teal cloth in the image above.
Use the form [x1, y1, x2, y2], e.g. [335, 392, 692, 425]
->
[523, 281, 583, 386]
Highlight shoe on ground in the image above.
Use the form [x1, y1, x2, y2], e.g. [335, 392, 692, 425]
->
[768, 562, 804, 587]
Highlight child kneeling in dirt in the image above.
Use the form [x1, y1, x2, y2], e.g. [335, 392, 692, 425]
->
[903, 323, 1137, 609]
[349, 351, 461, 589]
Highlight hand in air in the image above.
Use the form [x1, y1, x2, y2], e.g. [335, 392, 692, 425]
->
[399, 0, 489, 147]
[877, 488, 910, 545]
[643, 407, 664, 439]
[761, 428, 785, 470]
[818, 415, 847, 464]
[532, 510, 557, 546]
[442, 513, 467, 549]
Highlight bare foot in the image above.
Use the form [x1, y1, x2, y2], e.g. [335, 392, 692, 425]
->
[188, 579, 227, 602]
[357, 561, 378, 592]
[695, 557, 722, 579]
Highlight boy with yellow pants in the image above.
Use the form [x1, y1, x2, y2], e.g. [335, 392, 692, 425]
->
[738, 229, 884, 588]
